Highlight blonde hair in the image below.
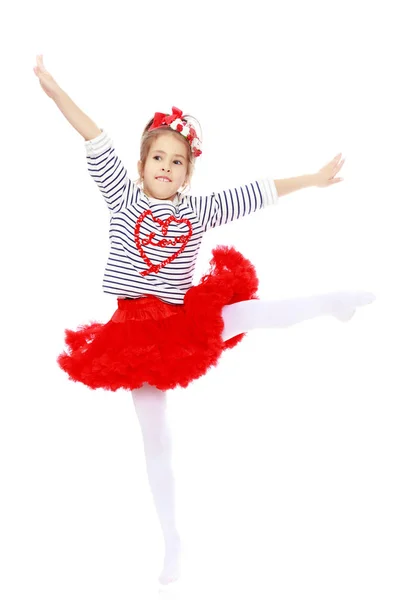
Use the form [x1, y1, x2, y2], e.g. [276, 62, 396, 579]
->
[138, 113, 202, 194]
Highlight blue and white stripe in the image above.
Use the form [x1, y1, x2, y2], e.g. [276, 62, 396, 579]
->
[84, 129, 279, 304]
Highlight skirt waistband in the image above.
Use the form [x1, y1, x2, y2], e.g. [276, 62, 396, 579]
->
[113, 295, 182, 322]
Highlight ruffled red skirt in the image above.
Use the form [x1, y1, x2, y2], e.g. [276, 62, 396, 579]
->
[57, 246, 259, 391]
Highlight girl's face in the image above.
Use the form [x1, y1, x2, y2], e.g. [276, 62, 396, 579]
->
[138, 133, 189, 201]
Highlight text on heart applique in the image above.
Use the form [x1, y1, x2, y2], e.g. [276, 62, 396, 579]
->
[134, 210, 193, 276]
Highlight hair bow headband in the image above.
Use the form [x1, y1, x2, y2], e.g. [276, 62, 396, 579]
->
[149, 106, 202, 157]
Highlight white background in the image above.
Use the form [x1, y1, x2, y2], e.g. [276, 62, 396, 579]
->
[1, 0, 399, 598]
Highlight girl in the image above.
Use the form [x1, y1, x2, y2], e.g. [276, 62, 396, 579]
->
[34, 54, 375, 586]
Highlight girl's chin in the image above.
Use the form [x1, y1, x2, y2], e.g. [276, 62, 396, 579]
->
[146, 184, 180, 199]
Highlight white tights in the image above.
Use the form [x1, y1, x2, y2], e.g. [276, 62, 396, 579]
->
[131, 291, 375, 584]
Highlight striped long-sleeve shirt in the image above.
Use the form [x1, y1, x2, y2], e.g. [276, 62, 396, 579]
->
[85, 129, 279, 305]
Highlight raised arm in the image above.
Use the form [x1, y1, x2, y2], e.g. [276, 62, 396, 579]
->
[52, 88, 102, 141]
[33, 54, 101, 141]
[34, 54, 134, 213]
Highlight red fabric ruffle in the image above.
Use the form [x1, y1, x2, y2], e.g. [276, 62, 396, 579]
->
[57, 245, 259, 391]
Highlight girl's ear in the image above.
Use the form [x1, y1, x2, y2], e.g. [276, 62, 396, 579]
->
[181, 174, 192, 194]
[137, 160, 143, 179]
[184, 170, 192, 188]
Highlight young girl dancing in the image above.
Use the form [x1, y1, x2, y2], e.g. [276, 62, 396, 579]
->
[34, 54, 375, 586]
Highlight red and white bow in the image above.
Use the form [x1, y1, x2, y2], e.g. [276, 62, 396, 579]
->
[149, 106, 202, 157]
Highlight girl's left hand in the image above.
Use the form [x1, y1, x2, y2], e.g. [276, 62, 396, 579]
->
[314, 153, 345, 187]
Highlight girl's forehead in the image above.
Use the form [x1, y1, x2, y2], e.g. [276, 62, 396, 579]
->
[150, 132, 187, 154]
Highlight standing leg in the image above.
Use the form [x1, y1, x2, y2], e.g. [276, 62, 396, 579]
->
[132, 383, 181, 585]
[221, 291, 375, 342]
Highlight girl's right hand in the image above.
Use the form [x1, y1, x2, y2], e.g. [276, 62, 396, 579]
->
[33, 54, 60, 99]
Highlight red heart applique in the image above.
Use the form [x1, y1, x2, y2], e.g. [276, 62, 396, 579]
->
[134, 210, 193, 276]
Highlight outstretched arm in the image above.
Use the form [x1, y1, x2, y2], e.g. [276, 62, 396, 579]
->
[274, 153, 345, 197]
[52, 87, 102, 141]
[34, 54, 101, 141]
[185, 153, 345, 232]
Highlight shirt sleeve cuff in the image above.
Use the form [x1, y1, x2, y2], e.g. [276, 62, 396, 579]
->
[84, 129, 113, 157]
[260, 178, 279, 206]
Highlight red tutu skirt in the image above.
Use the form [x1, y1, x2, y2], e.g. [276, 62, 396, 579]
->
[57, 246, 259, 391]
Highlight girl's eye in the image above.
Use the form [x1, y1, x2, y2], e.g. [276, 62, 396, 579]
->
[153, 156, 182, 165]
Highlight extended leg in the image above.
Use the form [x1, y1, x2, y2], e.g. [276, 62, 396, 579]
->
[132, 384, 181, 585]
[221, 291, 375, 342]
